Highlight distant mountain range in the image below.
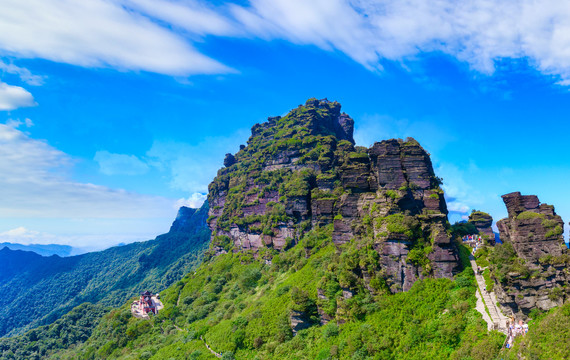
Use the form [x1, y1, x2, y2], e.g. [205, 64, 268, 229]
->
[0, 242, 73, 257]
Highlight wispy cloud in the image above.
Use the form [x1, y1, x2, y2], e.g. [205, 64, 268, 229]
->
[0, 227, 57, 245]
[232, 0, 570, 84]
[0, 0, 234, 76]
[0, 121, 183, 247]
[0, 60, 45, 86]
[0, 81, 36, 111]
[0, 225, 158, 251]
[0, 121, 177, 218]
[434, 162, 487, 216]
[94, 150, 149, 176]
[176, 193, 208, 209]
[124, 0, 240, 36]
[3, 0, 570, 83]
[146, 129, 249, 193]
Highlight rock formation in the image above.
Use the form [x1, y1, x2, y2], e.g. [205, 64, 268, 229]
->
[468, 211, 495, 245]
[493, 192, 568, 317]
[497, 192, 564, 262]
[207, 98, 461, 293]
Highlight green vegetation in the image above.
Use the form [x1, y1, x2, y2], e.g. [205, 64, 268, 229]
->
[545, 225, 563, 238]
[16, 228, 507, 360]
[450, 222, 478, 238]
[482, 269, 494, 293]
[488, 242, 529, 283]
[0, 203, 211, 337]
[474, 246, 490, 268]
[516, 211, 544, 220]
[468, 211, 491, 222]
[385, 190, 398, 200]
[376, 214, 420, 238]
[0, 303, 108, 359]
[10, 98, 569, 360]
[208, 100, 363, 244]
[505, 302, 570, 359]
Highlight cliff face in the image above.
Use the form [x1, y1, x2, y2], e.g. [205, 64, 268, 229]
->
[207, 98, 460, 292]
[493, 192, 568, 317]
[497, 192, 564, 261]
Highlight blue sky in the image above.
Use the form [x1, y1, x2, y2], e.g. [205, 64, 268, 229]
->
[1, 0, 570, 250]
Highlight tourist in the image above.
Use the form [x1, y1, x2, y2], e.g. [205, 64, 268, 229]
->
[515, 320, 523, 335]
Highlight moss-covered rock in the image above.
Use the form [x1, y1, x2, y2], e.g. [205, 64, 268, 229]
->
[207, 98, 461, 293]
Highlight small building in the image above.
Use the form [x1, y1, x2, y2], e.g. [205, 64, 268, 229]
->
[139, 291, 157, 314]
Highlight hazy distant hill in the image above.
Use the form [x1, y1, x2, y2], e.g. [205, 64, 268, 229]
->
[0, 202, 210, 337]
[0, 242, 73, 257]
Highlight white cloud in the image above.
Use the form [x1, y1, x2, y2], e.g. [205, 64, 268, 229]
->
[94, 150, 149, 176]
[147, 129, 249, 193]
[0, 227, 57, 245]
[0, 60, 45, 86]
[0, 121, 176, 218]
[0, 121, 184, 248]
[435, 162, 485, 216]
[2, 0, 570, 82]
[0, 0, 233, 76]
[0, 81, 36, 111]
[124, 0, 239, 37]
[176, 193, 207, 209]
[232, 0, 570, 84]
[231, 0, 381, 69]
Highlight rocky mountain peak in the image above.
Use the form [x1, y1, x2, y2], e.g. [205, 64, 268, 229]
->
[249, 98, 354, 146]
[207, 99, 460, 293]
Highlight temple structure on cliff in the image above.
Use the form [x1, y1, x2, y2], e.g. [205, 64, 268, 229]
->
[131, 291, 164, 319]
[139, 291, 157, 314]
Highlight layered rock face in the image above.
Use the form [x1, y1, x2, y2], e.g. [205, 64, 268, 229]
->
[497, 192, 564, 262]
[494, 192, 568, 317]
[207, 98, 461, 292]
[468, 211, 495, 244]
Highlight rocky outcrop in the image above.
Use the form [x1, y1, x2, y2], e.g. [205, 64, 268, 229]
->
[223, 153, 236, 167]
[497, 192, 564, 262]
[289, 310, 311, 335]
[468, 211, 495, 245]
[207, 98, 461, 293]
[493, 192, 568, 318]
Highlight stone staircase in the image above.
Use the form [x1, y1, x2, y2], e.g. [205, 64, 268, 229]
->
[469, 258, 508, 334]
